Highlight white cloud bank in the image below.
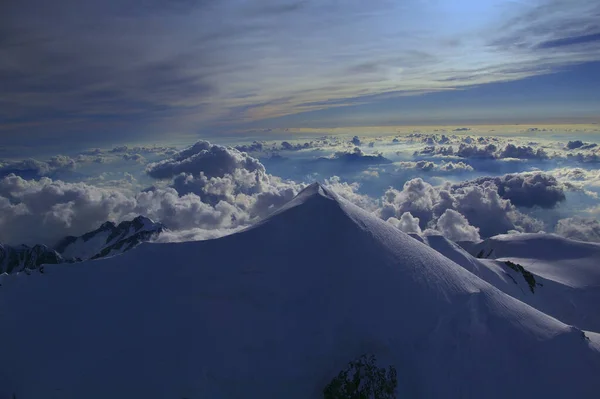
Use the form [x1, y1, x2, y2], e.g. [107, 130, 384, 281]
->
[2, 137, 599, 246]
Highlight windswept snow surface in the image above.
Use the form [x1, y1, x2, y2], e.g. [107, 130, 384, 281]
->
[465, 233, 600, 288]
[1, 183, 599, 398]
[457, 234, 600, 332]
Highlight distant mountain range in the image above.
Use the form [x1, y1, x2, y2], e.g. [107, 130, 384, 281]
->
[0, 216, 163, 274]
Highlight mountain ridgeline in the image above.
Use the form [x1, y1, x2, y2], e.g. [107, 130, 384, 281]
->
[0, 216, 164, 274]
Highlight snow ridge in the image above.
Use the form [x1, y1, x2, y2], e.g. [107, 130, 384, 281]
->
[0, 183, 599, 398]
[55, 215, 164, 260]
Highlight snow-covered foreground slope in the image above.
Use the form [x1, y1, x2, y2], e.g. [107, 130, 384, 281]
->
[457, 234, 600, 332]
[1, 184, 600, 398]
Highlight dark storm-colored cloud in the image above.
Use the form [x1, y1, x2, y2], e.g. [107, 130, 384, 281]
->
[455, 173, 566, 209]
[498, 144, 549, 160]
[566, 140, 597, 150]
[567, 140, 586, 149]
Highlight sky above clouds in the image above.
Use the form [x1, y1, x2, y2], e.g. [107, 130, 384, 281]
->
[1, 0, 600, 150]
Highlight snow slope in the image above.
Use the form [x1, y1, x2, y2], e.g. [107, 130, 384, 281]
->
[458, 234, 600, 332]
[1, 183, 599, 398]
[463, 233, 600, 288]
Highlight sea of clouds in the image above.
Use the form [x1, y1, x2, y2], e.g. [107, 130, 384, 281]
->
[1, 128, 599, 245]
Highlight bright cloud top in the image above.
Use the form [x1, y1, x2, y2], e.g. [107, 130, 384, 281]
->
[1, 132, 600, 246]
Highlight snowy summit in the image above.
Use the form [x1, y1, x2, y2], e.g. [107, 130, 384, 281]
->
[1, 183, 599, 398]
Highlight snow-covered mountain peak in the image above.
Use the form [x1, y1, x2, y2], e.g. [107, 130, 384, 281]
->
[1, 185, 600, 398]
[301, 181, 335, 197]
[281, 181, 336, 206]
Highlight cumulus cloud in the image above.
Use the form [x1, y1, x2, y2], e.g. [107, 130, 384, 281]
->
[108, 145, 176, 156]
[566, 140, 596, 150]
[280, 141, 314, 151]
[0, 174, 137, 245]
[566, 150, 600, 163]
[0, 172, 275, 246]
[5, 133, 595, 248]
[1, 144, 177, 180]
[498, 144, 549, 160]
[455, 172, 566, 208]
[387, 212, 422, 234]
[435, 209, 480, 242]
[456, 143, 498, 159]
[567, 140, 585, 150]
[548, 167, 600, 188]
[414, 140, 549, 161]
[323, 176, 379, 211]
[379, 178, 440, 226]
[234, 138, 346, 155]
[0, 155, 77, 178]
[234, 141, 265, 153]
[395, 160, 473, 173]
[0, 141, 310, 245]
[312, 147, 391, 166]
[351, 136, 361, 146]
[122, 153, 146, 163]
[149, 141, 307, 220]
[555, 217, 600, 243]
[438, 161, 474, 172]
[378, 177, 543, 238]
[146, 141, 265, 179]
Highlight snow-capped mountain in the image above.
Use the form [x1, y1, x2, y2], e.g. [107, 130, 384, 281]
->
[54, 215, 164, 260]
[0, 183, 599, 398]
[0, 243, 63, 274]
[0, 216, 164, 276]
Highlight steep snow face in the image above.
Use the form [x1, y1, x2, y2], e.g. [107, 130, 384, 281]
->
[423, 234, 600, 333]
[1, 183, 599, 399]
[0, 243, 63, 274]
[55, 216, 164, 260]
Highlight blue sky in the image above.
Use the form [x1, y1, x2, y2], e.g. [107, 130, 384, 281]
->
[1, 0, 599, 151]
